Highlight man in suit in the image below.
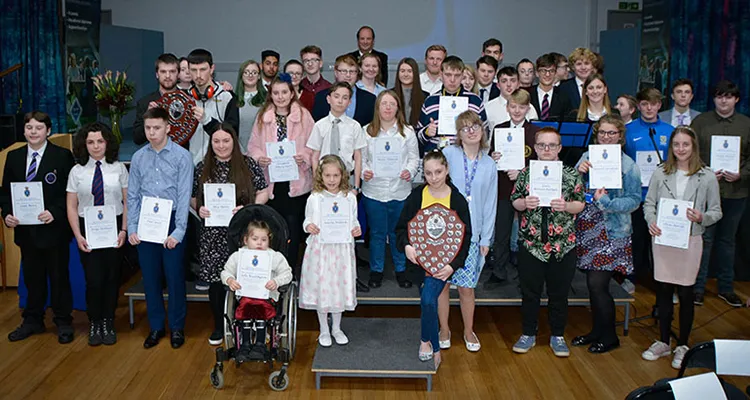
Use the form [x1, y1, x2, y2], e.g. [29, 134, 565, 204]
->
[529, 53, 572, 121]
[346, 26, 389, 86]
[132, 53, 180, 145]
[1, 111, 75, 343]
[312, 54, 375, 126]
[659, 78, 700, 126]
[476, 55, 501, 104]
[481, 38, 504, 64]
[557, 48, 597, 111]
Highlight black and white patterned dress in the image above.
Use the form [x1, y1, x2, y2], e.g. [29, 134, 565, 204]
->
[192, 156, 268, 283]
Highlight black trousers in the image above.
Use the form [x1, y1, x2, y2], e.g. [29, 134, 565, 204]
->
[489, 199, 515, 280]
[20, 242, 72, 327]
[268, 182, 308, 280]
[518, 247, 577, 336]
[656, 281, 694, 346]
[78, 216, 122, 321]
[631, 205, 653, 281]
[585, 270, 618, 344]
[209, 282, 226, 333]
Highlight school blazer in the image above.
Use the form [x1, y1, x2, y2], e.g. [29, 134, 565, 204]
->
[528, 85, 572, 121]
[0, 143, 75, 247]
[311, 87, 376, 127]
[557, 78, 581, 111]
[657, 108, 701, 125]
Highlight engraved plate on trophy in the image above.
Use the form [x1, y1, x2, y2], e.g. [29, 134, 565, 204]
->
[154, 90, 199, 146]
[407, 204, 466, 276]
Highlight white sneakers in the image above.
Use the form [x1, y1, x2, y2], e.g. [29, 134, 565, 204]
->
[318, 333, 332, 347]
[672, 345, 689, 369]
[332, 330, 349, 345]
[319, 330, 349, 347]
[642, 340, 690, 369]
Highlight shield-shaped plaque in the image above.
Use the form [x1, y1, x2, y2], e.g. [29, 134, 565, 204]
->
[407, 203, 466, 276]
[154, 90, 199, 146]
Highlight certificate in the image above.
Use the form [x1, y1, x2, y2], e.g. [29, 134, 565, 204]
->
[319, 197, 351, 244]
[654, 198, 693, 249]
[437, 96, 469, 136]
[636, 151, 660, 187]
[236, 249, 272, 300]
[84, 205, 118, 250]
[372, 137, 401, 178]
[266, 141, 299, 182]
[668, 373, 728, 400]
[588, 145, 622, 189]
[10, 182, 44, 225]
[137, 196, 173, 244]
[203, 183, 236, 227]
[529, 160, 562, 207]
[710, 135, 740, 174]
[494, 128, 525, 171]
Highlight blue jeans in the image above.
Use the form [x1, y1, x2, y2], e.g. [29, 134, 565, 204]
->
[510, 213, 519, 252]
[420, 276, 447, 352]
[138, 214, 187, 331]
[363, 196, 406, 273]
[695, 198, 746, 294]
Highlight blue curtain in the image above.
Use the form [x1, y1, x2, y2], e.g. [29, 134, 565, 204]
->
[0, 0, 67, 132]
[670, 0, 750, 114]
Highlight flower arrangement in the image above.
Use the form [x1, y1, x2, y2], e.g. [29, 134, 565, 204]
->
[92, 70, 135, 142]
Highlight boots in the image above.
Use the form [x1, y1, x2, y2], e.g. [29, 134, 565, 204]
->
[396, 272, 413, 288]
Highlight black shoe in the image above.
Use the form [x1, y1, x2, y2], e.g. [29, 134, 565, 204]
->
[101, 318, 117, 345]
[8, 323, 45, 342]
[248, 343, 268, 361]
[143, 329, 166, 349]
[208, 330, 223, 346]
[483, 274, 505, 289]
[58, 325, 74, 344]
[171, 330, 185, 349]
[571, 335, 595, 347]
[693, 292, 704, 306]
[588, 340, 620, 354]
[356, 279, 370, 292]
[718, 292, 743, 307]
[395, 272, 413, 288]
[368, 272, 383, 288]
[88, 321, 103, 346]
[509, 252, 518, 266]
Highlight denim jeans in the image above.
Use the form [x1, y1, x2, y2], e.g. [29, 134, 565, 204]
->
[362, 196, 406, 273]
[695, 197, 747, 294]
[510, 213, 519, 253]
[420, 276, 447, 352]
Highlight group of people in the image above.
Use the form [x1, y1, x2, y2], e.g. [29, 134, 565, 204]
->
[4, 27, 749, 374]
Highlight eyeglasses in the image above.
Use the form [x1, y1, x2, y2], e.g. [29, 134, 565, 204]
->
[336, 68, 358, 75]
[537, 68, 556, 75]
[302, 58, 321, 65]
[459, 124, 482, 134]
[286, 71, 303, 77]
[557, 64, 569, 70]
[242, 71, 259, 77]
[598, 130, 620, 137]
[534, 143, 561, 151]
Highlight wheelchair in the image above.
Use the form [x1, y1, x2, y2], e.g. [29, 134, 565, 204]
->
[209, 205, 298, 391]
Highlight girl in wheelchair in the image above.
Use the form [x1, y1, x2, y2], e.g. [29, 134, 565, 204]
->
[221, 220, 293, 362]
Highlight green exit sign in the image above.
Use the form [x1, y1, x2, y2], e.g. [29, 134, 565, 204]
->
[619, 1, 640, 10]
[619, 1, 628, 9]
[629, 2, 639, 10]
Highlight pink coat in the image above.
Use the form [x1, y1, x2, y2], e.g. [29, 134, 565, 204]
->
[249, 103, 314, 198]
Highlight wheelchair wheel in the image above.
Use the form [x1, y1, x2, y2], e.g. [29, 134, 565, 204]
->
[223, 292, 237, 350]
[268, 370, 289, 391]
[280, 282, 298, 359]
[210, 365, 224, 389]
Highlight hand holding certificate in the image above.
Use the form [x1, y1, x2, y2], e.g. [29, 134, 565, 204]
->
[84, 205, 118, 249]
[236, 249, 272, 299]
[203, 183, 236, 227]
[654, 198, 693, 249]
[710, 135, 740, 174]
[494, 128, 525, 171]
[137, 196, 173, 244]
[437, 96, 469, 138]
[588, 144, 622, 189]
[319, 197, 351, 244]
[372, 137, 402, 178]
[10, 182, 45, 225]
[529, 160, 562, 207]
[266, 141, 299, 182]
[636, 151, 660, 187]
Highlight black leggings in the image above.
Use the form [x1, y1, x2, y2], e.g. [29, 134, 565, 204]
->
[585, 270, 618, 344]
[656, 281, 694, 346]
[209, 282, 226, 333]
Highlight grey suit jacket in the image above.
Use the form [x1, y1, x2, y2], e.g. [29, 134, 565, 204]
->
[658, 108, 700, 126]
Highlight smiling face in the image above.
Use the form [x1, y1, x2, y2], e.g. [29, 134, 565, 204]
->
[425, 50, 445, 75]
[334, 62, 358, 86]
[361, 56, 379, 81]
[573, 59, 594, 80]
[24, 118, 50, 149]
[271, 82, 293, 111]
[461, 69, 476, 91]
[536, 65, 556, 87]
[322, 163, 343, 192]
[507, 101, 530, 124]
[423, 159, 448, 189]
[671, 132, 693, 163]
[242, 63, 260, 89]
[86, 131, 107, 160]
[476, 63, 495, 87]
[596, 122, 621, 145]
[459, 122, 482, 146]
[378, 93, 399, 123]
[357, 27, 374, 53]
[285, 63, 304, 87]
[585, 78, 607, 104]
[211, 129, 234, 161]
[398, 63, 414, 86]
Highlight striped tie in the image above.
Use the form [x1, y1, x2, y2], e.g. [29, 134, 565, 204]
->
[541, 94, 550, 120]
[92, 160, 104, 206]
[26, 152, 38, 182]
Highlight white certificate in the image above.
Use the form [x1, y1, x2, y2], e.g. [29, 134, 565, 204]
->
[529, 160, 563, 207]
[588, 145, 622, 189]
[654, 198, 693, 249]
[236, 249, 272, 300]
[319, 197, 351, 244]
[372, 137, 402, 178]
[137, 196, 173, 244]
[714, 339, 750, 376]
[84, 205, 118, 250]
[437, 96, 469, 136]
[636, 151, 660, 187]
[710, 135, 741, 174]
[266, 141, 299, 183]
[10, 182, 44, 225]
[668, 372, 728, 400]
[494, 128, 525, 171]
[203, 183, 236, 227]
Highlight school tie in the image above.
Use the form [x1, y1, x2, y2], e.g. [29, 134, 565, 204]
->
[92, 160, 104, 206]
[480, 88, 487, 103]
[26, 152, 38, 182]
[541, 94, 550, 120]
[330, 118, 341, 155]
[677, 114, 686, 126]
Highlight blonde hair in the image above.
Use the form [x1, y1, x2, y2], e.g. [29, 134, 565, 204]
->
[367, 90, 407, 138]
[577, 73, 612, 121]
[568, 47, 597, 66]
[592, 114, 626, 146]
[509, 88, 531, 106]
[663, 126, 704, 176]
[462, 65, 479, 94]
[454, 110, 489, 149]
[312, 154, 351, 193]
[244, 220, 272, 243]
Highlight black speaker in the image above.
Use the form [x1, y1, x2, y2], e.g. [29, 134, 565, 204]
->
[0, 113, 24, 150]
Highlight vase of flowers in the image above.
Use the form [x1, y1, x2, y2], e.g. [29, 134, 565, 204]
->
[92, 70, 135, 143]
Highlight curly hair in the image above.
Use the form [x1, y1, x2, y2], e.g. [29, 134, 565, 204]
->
[72, 121, 120, 165]
[312, 154, 350, 193]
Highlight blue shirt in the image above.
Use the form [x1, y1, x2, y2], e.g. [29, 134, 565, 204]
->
[127, 138, 194, 241]
[623, 117, 674, 200]
[346, 86, 358, 119]
[355, 80, 386, 97]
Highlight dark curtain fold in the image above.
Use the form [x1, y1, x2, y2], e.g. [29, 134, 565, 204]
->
[0, 0, 67, 132]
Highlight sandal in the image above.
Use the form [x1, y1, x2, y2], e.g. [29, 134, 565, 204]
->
[464, 332, 481, 352]
[439, 331, 451, 349]
[418, 342, 433, 362]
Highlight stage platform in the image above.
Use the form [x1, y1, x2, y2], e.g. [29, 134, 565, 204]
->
[311, 318, 435, 391]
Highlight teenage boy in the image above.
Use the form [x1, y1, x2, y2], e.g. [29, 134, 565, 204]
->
[346, 26, 389, 86]
[419, 45, 447, 95]
[481, 38, 504, 64]
[691, 80, 750, 307]
[485, 90, 539, 287]
[261, 50, 280, 89]
[659, 78, 700, 126]
[416, 56, 486, 154]
[300, 45, 331, 95]
[476, 55, 500, 104]
[558, 48, 597, 110]
[128, 107, 193, 349]
[529, 53, 572, 121]
[133, 53, 180, 145]
[551, 52, 569, 85]
[485, 67, 537, 129]
[312, 55, 375, 126]
[186, 48, 239, 165]
[1, 111, 75, 343]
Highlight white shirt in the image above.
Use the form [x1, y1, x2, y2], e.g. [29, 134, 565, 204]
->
[303, 190, 360, 245]
[25, 141, 48, 175]
[575, 77, 585, 99]
[675, 169, 689, 200]
[478, 84, 493, 104]
[66, 157, 129, 217]
[307, 113, 367, 173]
[361, 124, 420, 202]
[536, 86, 554, 111]
[671, 109, 692, 127]
[485, 96, 538, 129]
[420, 71, 442, 95]
[586, 108, 607, 122]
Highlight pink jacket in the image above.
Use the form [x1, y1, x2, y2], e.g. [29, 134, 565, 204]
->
[249, 103, 314, 198]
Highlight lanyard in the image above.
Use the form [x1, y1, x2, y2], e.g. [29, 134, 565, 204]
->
[463, 150, 480, 201]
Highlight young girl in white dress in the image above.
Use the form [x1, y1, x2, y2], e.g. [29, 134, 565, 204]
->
[299, 154, 361, 347]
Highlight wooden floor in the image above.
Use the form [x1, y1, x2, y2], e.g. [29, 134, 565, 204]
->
[0, 279, 748, 399]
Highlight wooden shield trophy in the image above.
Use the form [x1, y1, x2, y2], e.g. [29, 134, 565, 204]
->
[153, 91, 199, 146]
[407, 204, 466, 275]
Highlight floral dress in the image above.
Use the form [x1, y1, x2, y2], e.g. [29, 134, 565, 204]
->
[510, 164, 584, 262]
[575, 203, 634, 274]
